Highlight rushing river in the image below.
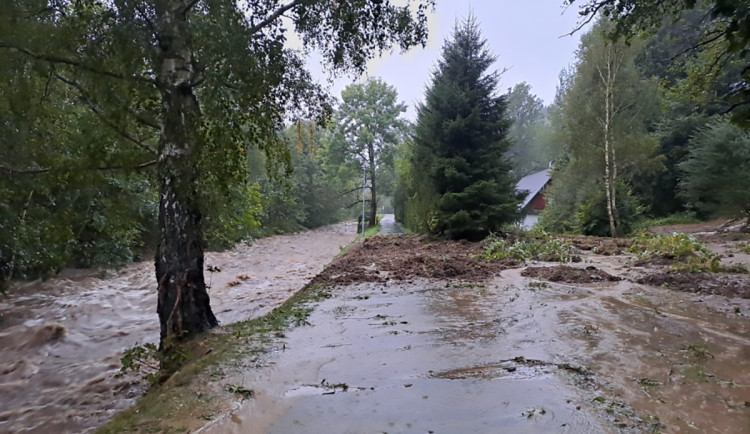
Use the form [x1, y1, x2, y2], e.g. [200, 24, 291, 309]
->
[0, 222, 357, 433]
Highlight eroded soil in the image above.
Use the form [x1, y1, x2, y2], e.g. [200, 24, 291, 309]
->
[4, 220, 750, 433]
[311, 235, 517, 285]
[522, 265, 621, 283]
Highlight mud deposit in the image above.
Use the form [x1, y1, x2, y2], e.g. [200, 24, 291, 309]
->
[200, 235, 750, 434]
[638, 272, 750, 299]
[311, 235, 516, 286]
[522, 265, 621, 283]
[0, 222, 356, 434]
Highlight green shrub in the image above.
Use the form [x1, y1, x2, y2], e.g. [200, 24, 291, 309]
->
[627, 232, 749, 273]
[481, 232, 576, 263]
[629, 213, 700, 233]
[628, 232, 713, 260]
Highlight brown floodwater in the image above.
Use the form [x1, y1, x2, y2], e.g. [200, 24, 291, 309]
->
[200, 254, 750, 433]
[0, 222, 357, 434]
[3, 226, 749, 433]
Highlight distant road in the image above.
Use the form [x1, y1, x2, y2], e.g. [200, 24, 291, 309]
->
[379, 214, 404, 235]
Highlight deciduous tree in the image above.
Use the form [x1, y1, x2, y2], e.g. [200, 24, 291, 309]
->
[0, 0, 434, 349]
[328, 79, 408, 227]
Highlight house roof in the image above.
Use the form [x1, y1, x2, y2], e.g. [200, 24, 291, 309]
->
[516, 169, 551, 209]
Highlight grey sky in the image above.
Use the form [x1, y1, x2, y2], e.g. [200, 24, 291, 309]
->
[304, 1, 586, 120]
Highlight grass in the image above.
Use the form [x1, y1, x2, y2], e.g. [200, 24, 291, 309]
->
[98, 283, 333, 433]
[629, 232, 748, 273]
[481, 231, 576, 263]
[362, 214, 384, 238]
[629, 213, 701, 233]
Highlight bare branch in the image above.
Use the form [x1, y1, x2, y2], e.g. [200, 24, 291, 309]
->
[249, 0, 303, 34]
[0, 159, 157, 176]
[345, 199, 370, 209]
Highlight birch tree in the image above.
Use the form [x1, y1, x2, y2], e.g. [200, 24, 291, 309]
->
[543, 20, 662, 236]
[0, 0, 434, 350]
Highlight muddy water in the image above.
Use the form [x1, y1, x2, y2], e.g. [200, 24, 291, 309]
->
[0, 222, 357, 434]
[201, 255, 750, 433]
[202, 278, 608, 434]
[560, 255, 750, 433]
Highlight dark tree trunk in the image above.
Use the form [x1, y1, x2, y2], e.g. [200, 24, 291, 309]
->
[154, 0, 217, 349]
[368, 144, 378, 227]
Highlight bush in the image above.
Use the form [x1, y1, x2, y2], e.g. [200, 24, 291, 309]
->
[481, 232, 576, 263]
[628, 232, 713, 260]
[626, 232, 748, 273]
[576, 185, 641, 237]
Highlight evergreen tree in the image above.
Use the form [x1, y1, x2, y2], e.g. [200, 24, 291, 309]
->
[679, 117, 750, 223]
[411, 16, 519, 240]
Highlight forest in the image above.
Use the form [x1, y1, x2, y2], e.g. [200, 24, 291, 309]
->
[2, 0, 750, 349]
[2, 1, 750, 432]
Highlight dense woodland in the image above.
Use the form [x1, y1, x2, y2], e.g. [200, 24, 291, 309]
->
[1, 0, 750, 346]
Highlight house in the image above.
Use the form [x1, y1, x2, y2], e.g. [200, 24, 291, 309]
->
[516, 169, 551, 229]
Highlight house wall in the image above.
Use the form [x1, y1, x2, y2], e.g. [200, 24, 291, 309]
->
[521, 214, 539, 230]
[527, 192, 546, 211]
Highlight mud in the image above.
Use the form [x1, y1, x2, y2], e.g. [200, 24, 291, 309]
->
[637, 271, 750, 299]
[522, 265, 621, 283]
[198, 234, 750, 434]
[0, 222, 357, 434]
[4, 223, 750, 433]
[311, 235, 518, 286]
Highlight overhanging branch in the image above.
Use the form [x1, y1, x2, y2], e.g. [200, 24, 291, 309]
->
[0, 159, 158, 176]
[0, 42, 156, 84]
[54, 73, 158, 154]
[249, 0, 303, 34]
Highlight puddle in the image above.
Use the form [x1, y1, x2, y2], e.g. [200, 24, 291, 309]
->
[0, 222, 356, 433]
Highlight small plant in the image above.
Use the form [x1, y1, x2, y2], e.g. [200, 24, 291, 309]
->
[637, 378, 661, 387]
[629, 232, 713, 260]
[117, 343, 161, 384]
[628, 232, 728, 273]
[481, 232, 576, 263]
[224, 384, 254, 399]
[686, 343, 713, 359]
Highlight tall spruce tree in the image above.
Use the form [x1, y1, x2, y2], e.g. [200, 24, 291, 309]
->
[412, 16, 519, 240]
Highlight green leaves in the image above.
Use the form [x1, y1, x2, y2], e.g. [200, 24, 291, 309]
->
[402, 16, 519, 240]
[678, 117, 750, 221]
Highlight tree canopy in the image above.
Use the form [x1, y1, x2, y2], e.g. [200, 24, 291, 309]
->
[0, 0, 435, 347]
[328, 79, 408, 227]
[565, 0, 750, 126]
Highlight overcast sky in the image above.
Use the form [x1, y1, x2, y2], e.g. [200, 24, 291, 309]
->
[301, 1, 587, 120]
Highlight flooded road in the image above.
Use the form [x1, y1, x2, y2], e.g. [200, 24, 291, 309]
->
[0, 222, 357, 434]
[203, 278, 606, 434]
[200, 248, 750, 433]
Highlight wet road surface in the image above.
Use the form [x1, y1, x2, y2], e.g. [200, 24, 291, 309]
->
[379, 214, 404, 235]
[201, 253, 750, 434]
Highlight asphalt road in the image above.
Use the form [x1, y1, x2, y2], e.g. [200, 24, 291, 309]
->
[379, 214, 404, 235]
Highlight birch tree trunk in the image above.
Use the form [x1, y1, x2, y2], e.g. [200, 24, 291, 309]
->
[598, 45, 621, 238]
[154, 0, 217, 349]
